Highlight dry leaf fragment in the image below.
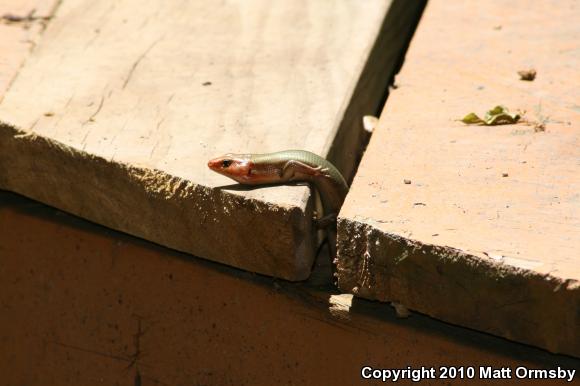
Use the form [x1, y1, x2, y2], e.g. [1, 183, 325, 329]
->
[518, 69, 537, 81]
[461, 105, 521, 126]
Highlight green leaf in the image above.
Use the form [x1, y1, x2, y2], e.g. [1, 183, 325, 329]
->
[462, 105, 521, 126]
[461, 112, 484, 124]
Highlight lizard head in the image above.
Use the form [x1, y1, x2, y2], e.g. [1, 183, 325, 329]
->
[208, 154, 254, 183]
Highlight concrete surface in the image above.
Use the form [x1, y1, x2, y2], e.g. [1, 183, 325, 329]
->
[0, 0, 412, 280]
[1, 191, 578, 385]
[337, 0, 580, 356]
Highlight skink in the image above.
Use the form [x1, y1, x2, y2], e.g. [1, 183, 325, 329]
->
[208, 150, 349, 268]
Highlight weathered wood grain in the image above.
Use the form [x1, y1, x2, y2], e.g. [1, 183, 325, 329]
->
[0, 0, 399, 280]
[0, 0, 58, 98]
[337, 0, 580, 356]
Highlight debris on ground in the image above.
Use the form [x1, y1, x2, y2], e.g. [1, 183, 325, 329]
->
[533, 122, 546, 132]
[362, 115, 379, 133]
[517, 69, 537, 81]
[461, 105, 521, 126]
[391, 302, 411, 318]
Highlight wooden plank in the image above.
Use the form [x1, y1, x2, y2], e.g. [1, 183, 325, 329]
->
[337, 0, 580, 355]
[0, 0, 58, 97]
[1, 191, 578, 385]
[0, 0, 400, 280]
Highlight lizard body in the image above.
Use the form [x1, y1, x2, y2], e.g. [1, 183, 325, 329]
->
[208, 150, 348, 269]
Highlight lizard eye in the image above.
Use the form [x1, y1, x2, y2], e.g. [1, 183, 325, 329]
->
[221, 159, 232, 168]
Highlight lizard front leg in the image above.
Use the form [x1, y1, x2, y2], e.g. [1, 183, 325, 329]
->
[313, 212, 337, 229]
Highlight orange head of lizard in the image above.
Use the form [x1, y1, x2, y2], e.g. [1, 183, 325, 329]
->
[208, 154, 254, 184]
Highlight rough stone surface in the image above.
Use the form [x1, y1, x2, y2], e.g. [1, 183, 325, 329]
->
[337, 0, 580, 356]
[0, 0, 405, 280]
[1, 191, 578, 385]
